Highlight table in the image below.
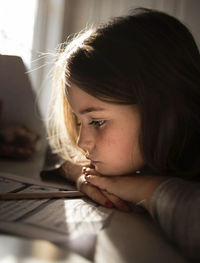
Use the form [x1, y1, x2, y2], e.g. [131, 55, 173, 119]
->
[0, 151, 188, 263]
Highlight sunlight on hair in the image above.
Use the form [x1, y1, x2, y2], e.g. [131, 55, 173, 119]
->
[56, 28, 94, 89]
[46, 28, 95, 162]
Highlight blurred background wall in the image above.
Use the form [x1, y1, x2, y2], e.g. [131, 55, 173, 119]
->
[1, 0, 200, 120]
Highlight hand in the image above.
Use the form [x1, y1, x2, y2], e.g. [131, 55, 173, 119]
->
[78, 166, 131, 212]
[60, 161, 131, 212]
[84, 170, 168, 214]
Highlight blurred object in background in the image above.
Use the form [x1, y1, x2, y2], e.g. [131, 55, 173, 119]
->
[0, 124, 40, 160]
[0, 55, 44, 161]
[0, 55, 46, 177]
[0, 55, 45, 137]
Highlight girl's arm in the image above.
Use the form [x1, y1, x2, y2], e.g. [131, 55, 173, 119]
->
[84, 171, 167, 213]
[151, 177, 200, 262]
[85, 172, 200, 261]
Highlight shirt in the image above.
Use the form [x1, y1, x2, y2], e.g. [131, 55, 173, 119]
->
[151, 177, 200, 262]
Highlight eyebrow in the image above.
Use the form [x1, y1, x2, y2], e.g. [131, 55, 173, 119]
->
[79, 107, 106, 115]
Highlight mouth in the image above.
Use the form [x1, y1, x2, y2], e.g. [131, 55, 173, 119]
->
[91, 160, 100, 164]
[86, 157, 100, 165]
[90, 160, 101, 169]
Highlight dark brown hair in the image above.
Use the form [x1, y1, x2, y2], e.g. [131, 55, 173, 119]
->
[54, 8, 200, 177]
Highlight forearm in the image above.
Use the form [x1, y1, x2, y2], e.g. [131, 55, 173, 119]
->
[84, 172, 168, 212]
[136, 175, 168, 213]
[151, 177, 200, 261]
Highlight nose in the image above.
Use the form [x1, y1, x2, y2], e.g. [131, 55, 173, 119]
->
[77, 126, 94, 153]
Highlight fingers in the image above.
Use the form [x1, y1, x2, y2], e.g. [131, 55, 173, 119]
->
[81, 168, 131, 212]
[88, 176, 144, 213]
[84, 173, 140, 204]
[84, 173, 120, 194]
[102, 190, 131, 212]
[77, 174, 113, 208]
[82, 166, 97, 176]
[77, 175, 131, 212]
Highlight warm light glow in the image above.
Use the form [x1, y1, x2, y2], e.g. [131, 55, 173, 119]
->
[0, 0, 38, 68]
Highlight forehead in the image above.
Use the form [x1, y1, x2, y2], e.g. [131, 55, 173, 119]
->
[66, 85, 139, 118]
[66, 85, 109, 112]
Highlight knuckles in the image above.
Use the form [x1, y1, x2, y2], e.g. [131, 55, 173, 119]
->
[76, 174, 89, 191]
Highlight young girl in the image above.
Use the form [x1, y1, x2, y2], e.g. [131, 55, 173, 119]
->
[48, 8, 200, 261]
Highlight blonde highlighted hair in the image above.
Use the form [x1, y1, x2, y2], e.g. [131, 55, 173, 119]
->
[47, 29, 94, 161]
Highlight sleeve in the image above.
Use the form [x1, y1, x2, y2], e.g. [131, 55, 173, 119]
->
[151, 177, 200, 262]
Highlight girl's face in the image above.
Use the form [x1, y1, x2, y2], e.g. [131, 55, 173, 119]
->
[67, 85, 145, 176]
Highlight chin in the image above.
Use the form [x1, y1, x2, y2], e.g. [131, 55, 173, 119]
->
[95, 165, 126, 176]
[94, 165, 112, 176]
[96, 163, 140, 176]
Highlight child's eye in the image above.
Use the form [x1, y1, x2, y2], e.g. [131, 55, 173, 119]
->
[89, 120, 105, 127]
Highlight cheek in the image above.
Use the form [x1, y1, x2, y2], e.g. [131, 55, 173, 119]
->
[100, 124, 143, 167]
[98, 127, 134, 155]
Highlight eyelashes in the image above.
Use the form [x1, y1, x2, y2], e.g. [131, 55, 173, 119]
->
[89, 120, 105, 127]
[76, 120, 106, 128]
[76, 120, 106, 127]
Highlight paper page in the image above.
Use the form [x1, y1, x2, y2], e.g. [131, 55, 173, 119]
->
[23, 199, 111, 238]
[0, 173, 113, 260]
[0, 196, 112, 239]
[0, 176, 25, 193]
[0, 171, 75, 190]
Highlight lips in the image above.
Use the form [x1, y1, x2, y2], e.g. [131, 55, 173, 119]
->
[90, 163, 95, 169]
[86, 156, 100, 165]
[86, 156, 95, 162]
[91, 160, 100, 164]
